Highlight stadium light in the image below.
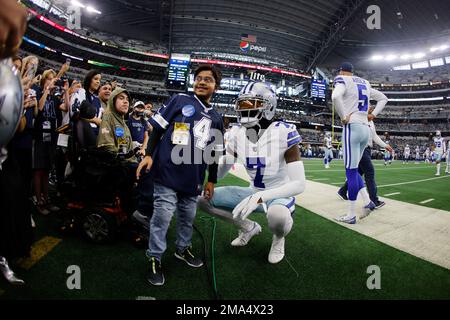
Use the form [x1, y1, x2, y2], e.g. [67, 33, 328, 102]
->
[72, 0, 86, 8]
[439, 45, 449, 51]
[86, 6, 101, 14]
[430, 47, 439, 52]
[413, 52, 425, 59]
[371, 55, 383, 61]
[400, 54, 411, 60]
[386, 54, 397, 61]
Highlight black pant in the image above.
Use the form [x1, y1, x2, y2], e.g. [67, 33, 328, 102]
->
[340, 147, 379, 203]
[0, 149, 33, 259]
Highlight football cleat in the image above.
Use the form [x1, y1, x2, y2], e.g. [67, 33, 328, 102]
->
[334, 214, 356, 224]
[375, 201, 386, 209]
[231, 222, 262, 247]
[268, 235, 285, 264]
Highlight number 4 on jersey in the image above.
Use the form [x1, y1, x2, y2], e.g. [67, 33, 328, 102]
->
[193, 117, 212, 149]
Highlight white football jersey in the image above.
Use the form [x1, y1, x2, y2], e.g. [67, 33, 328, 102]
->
[333, 75, 386, 125]
[324, 136, 332, 149]
[224, 129, 231, 145]
[404, 146, 410, 155]
[227, 121, 301, 190]
[415, 147, 420, 155]
[434, 137, 445, 154]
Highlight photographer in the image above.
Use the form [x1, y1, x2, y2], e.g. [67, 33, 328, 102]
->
[0, 59, 33, 286]
[32, 69, 64, 215]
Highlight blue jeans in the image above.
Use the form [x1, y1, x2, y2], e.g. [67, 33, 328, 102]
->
[146, 182, 197, 261]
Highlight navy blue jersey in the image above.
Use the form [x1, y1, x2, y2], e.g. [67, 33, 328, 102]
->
[127, 116, 150, 144]
[86, 93, 101, 136]
[148, 93, 224, 196]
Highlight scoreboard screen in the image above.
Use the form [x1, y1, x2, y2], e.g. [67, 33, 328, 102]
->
[166, 53, 191, 91]
[310, 79, 327, 104]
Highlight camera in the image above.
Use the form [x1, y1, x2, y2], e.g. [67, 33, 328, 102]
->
[28, 88, 36, 99]
[54, 78, 67, 88]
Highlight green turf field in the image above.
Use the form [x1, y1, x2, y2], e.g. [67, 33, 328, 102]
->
[1, 165, 450, 300]
[303, 158, 450, 211]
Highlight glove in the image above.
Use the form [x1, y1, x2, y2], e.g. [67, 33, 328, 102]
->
[232, 192, 263, 220]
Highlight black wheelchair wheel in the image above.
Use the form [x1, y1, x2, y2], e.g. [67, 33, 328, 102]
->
[82, 208, 118, 244]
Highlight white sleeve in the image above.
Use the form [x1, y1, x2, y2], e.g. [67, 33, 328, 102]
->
[259, 161, 305, 202]
[370, 88, 388, 117]
[225, 127, 238, 155]
[331, 84, 346, 119]
[217, 152, 236, 179]
[371, 125, 387, 148]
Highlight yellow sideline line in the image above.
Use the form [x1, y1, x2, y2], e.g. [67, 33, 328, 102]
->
[16, 236, 62, 270]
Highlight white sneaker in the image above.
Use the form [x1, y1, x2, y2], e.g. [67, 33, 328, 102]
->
[334, 214, 356, 224]
[435, 173, 440, 176]
[231, 222, 262, 247]
[268, 235, 285, 264]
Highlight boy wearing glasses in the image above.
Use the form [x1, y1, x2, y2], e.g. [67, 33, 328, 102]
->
[136, 65, 223, 286]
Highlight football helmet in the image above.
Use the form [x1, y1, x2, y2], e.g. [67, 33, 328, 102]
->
[0, 59, 24, 149]
[235, 81, 277, 127]
[436, 130, 441, 137]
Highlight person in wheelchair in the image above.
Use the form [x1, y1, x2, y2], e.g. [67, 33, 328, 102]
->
[97, 87, 135, 163]
[95, 88, 138, 214]
[96, 88, 154, 221]
[59, 89, 149, 243]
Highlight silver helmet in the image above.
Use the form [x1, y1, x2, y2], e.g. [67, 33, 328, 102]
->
[235, 81, 277, 127]
[0, 59, 24, 148]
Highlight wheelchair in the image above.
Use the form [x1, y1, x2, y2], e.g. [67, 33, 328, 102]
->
[57, 118, 152, 245]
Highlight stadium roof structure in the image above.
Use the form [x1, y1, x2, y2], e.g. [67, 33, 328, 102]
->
[83, 0, 450, 71]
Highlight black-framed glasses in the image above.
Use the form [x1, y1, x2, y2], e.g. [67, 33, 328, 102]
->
[195, 76, 215, 84]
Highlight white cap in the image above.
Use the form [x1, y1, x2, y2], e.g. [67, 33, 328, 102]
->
[133, 101, 145, 108]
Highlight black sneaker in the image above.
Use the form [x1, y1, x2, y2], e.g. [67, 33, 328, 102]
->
[174, 247, 203, 268]
[147, 257, 164, 286]
[375, 201, 386, 209]
[337, 188, 348, 201]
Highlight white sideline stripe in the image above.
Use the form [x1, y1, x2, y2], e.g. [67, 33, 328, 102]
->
[378, 175, 450, 188]
[331, 182, 345, 185]
[312, 178, 329, 181]
[383, 192, 401, 196]
[229, 164, 450, 270]
[420, 199, 435, 204]
[306, 167, 433, 172]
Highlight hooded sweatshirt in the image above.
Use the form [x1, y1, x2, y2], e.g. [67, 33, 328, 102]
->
[96, 88, 134, 161]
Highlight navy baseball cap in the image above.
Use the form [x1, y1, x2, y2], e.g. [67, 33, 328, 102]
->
[339, 62, 354, 73]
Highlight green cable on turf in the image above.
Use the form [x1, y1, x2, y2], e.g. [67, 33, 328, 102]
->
[200, 216, 218, 297]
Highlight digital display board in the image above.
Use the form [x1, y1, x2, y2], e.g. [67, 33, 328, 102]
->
[166, 53, 191, 91]
[310, 79, 327, 104]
